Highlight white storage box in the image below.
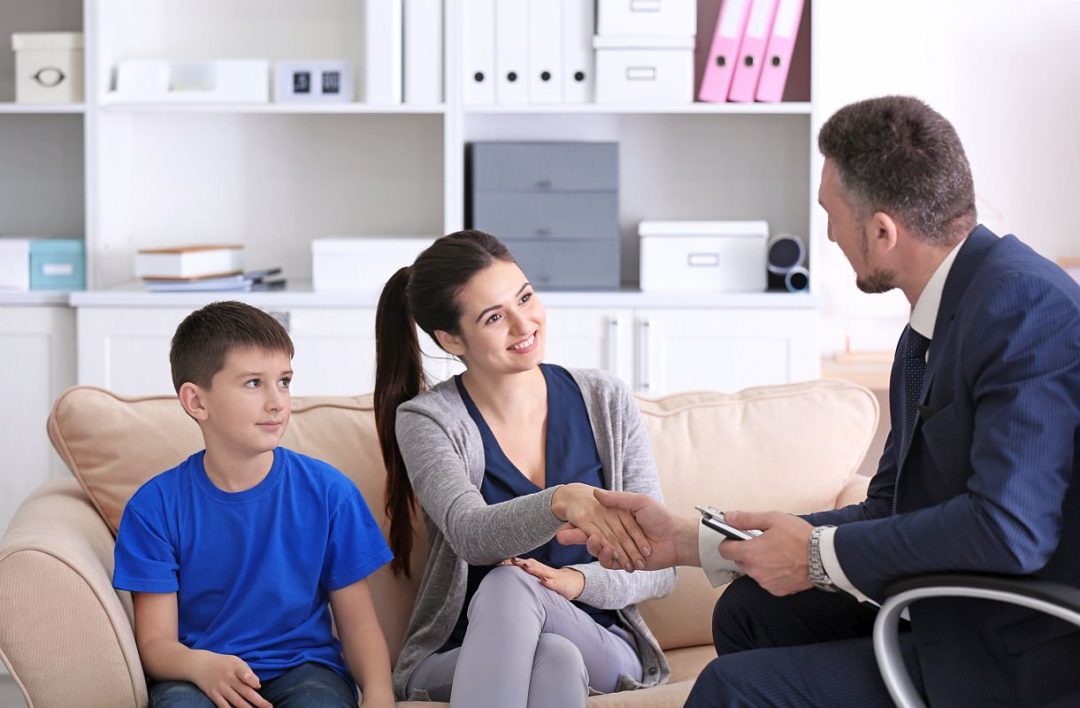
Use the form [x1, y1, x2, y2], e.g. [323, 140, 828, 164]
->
[12, 32, 84, 104]
[312, 237, 434, 292]
[597, 0, 696, 38]
[112, 60, 270, 103]
[0, 239, 31, 291]
[639, 220, 769, 292]
[594, 36, 694, 104]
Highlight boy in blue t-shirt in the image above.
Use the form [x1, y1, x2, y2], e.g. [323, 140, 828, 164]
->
[113, 301, 394, 708]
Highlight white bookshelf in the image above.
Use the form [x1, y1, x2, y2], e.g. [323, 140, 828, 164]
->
[0, 0, 821, 532]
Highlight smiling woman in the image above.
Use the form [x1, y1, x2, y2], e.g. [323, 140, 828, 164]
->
[372, 230, 677, 706]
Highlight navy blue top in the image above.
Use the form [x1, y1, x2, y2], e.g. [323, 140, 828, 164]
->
[443, 364, 617, 650]
[113, 447, 393, 683]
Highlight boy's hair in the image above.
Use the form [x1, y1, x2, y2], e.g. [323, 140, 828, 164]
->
[170, 301, 294, 392]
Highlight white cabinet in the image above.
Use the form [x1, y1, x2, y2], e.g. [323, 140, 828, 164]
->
[546, 302, 819, 396]
[543, 308, 635, 386]
[74, 300, 456, 397]
[0, 304, 76, 533]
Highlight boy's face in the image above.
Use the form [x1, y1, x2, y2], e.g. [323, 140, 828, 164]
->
[193, 346, 293, 458]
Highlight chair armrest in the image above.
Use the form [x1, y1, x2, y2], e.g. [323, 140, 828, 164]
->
[873, 573, 1080, 708]
[0, 478, 147, 708]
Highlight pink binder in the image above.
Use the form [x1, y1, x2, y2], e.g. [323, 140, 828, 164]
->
[755, 0, 804, 102]
[727, 0, 779, 103]
[698, 0, 752, 103]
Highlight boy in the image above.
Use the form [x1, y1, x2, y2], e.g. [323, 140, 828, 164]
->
[113, 301, 394, 708]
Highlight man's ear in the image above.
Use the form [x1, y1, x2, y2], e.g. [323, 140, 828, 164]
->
[434, 329, 466, 358]
[178, 382, 209, 421]
[868, 211, 899, 256]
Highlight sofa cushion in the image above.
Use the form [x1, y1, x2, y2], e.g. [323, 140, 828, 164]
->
[635, 379, 878, 650]
[46, 386, 427, 662]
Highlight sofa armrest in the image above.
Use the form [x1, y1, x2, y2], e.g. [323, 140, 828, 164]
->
[0, 478, 147, 708]
[835, 474, 870, 508]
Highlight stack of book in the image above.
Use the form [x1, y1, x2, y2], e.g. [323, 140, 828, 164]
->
[135, 244, 286, 292]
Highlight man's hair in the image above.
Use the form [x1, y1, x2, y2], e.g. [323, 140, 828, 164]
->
[169, 301, 294, 392]
[818, 95, 977, 246]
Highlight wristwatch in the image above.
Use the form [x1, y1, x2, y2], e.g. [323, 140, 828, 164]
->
[808, 525, 838, 592]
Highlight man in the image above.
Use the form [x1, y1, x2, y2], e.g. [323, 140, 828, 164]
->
[560, 96, 1080, 706]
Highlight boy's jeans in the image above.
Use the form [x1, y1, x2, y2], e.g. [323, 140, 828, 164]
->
[150, 661, 356, 708]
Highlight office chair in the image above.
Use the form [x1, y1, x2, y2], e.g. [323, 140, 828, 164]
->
[873, 573, 1080, 707]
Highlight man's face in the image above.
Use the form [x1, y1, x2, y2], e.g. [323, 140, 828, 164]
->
[818, 160, 897, 294]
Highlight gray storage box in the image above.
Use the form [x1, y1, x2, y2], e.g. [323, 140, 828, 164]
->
[469, 141, 620, 290]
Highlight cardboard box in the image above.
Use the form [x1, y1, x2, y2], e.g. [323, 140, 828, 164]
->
[12, 32, 84, 104]
[30, 238, 85, 290]
[312, 237, 434, 292]
[639, 220, 768, 292]
[0, 239, 31, 291]
[594, 36, 694, 104]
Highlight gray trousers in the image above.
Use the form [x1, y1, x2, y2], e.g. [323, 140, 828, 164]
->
[407, 565, 643, 707]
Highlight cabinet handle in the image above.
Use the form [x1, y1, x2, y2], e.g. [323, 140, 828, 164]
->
[637, 317, 651, 393]
[607, 317, 619, 373]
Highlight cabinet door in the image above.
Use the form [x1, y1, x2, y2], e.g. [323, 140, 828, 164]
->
[636, 309, 820, 395]
[543, 308, 633, 385]
[77, 308, 188, 395]
[0, 306, 76, 532]
[289, 309, 459, 395]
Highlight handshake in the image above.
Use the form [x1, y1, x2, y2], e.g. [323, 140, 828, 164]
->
[553, 484, 817, 597]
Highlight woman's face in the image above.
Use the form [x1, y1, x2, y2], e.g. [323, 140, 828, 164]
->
[437, 259, 547, 376]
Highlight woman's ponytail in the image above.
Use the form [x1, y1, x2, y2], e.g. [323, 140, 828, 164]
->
[373, 230, 515, 576]
[375, 266, 425, 577]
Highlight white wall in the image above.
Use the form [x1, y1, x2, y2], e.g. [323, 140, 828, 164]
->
[813, 0, 1080, 354]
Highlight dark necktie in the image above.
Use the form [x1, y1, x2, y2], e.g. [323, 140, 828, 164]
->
[902, 326, 931, 448]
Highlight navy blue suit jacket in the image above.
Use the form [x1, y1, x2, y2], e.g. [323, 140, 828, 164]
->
[805, 226, 1080, 705]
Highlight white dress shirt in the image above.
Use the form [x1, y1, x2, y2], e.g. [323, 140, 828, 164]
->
[697, 238, 967, 600]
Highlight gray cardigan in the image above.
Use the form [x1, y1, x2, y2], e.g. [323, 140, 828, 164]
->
[391, 367, 677, 701]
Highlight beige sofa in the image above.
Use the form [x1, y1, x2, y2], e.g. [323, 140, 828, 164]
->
[0, 379, 877, 708]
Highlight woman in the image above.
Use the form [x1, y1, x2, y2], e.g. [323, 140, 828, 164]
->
[374, 230, 676, 706]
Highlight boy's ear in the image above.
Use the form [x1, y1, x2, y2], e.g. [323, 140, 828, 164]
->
[178, 382, 210, 421]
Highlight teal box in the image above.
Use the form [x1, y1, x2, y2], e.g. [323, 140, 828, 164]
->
[30, 238, 86, 290]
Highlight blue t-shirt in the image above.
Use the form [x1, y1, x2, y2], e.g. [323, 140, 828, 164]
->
[113, 447, 393, 683]
[444, 364, 617, 649]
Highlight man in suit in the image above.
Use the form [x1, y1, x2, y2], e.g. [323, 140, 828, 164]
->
[560, 96, 1080, 706]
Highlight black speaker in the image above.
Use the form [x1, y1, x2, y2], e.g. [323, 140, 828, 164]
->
[766, 234, 807, 292]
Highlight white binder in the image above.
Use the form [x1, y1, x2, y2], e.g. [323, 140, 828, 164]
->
[560, 0, 594, 104]
[364, 0, 403, 104]
[404, 0, 443, 104]
[495, 0, 529, 105]
[527, 0, 562, 104]
[463, 0, 496, 104]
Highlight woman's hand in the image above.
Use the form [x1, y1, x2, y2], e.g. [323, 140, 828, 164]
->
[551, 483, 651, 572]
[504, 557, 585, 601]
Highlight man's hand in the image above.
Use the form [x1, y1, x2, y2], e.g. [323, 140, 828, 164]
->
[188, 650, 270, 708]
[556, 489, 699, 571]
[551, 483, 653, 571]
[504, 557, 586, 600]
[717, 511, 814, 596]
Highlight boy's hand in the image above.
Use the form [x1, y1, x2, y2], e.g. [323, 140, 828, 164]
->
[189, 650, 271, 708]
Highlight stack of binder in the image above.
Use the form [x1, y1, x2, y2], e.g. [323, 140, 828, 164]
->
[462, 0, 596, 106]
[698, 0, 805, 103]
[364, 0, 443, 105]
